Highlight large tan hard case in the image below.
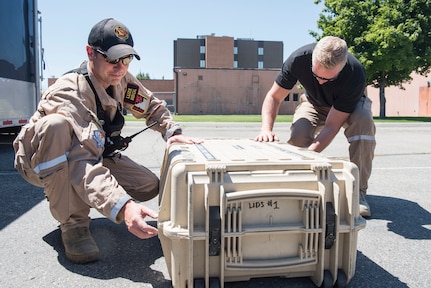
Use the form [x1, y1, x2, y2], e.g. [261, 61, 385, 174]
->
[158, 139, 366, 287]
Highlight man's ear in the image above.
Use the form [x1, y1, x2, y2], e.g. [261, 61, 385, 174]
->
[86, 45, 95, 59]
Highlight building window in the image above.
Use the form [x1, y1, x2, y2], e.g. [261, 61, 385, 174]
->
[200, 42, 206, 69]
[252, 75, 259, 83]
[258, 61, 263, 69]
[198, 75, 203, 80]
[234, 46, 238, 54]
[284, 95, 290, 101]
[258, 47, 264, 55]
[233, 61, 238, 68]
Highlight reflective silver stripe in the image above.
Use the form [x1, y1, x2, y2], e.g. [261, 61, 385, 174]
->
[110, 194, 133, 222]
[33, 153, 68, 174]
[347, 135, 376, 143]
[164, 125, 182, 142]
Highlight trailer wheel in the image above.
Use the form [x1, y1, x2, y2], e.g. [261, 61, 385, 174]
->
[321, 270, 333, 288]
[335, 269, 348, 288]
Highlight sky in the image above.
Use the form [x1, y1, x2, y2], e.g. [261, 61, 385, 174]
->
[38, 0, 324, 89]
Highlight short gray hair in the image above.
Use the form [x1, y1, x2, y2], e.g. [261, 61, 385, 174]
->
[312, 36, 348, 69]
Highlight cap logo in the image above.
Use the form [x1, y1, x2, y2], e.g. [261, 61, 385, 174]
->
[114, 25, 129, 40]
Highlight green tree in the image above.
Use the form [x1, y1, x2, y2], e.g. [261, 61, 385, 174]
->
[136, 71, 151, 80]
[313, 0, 431, 118]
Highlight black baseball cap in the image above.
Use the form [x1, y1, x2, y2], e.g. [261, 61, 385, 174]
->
[88, 18, 140, 60]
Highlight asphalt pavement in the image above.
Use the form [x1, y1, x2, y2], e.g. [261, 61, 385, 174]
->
[1, 121, 430, 288]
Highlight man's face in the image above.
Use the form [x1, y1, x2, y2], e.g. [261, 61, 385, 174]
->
[311, 61, 342, 85]
[87, 46, 131, 89]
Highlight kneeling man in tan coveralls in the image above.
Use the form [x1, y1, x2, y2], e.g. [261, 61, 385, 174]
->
[14, 18, 200, 264]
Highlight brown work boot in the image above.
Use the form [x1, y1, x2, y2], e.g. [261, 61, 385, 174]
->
[61, 227, 100, 264]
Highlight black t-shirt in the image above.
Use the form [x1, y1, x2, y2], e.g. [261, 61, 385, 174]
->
[275, 43, 366, 113]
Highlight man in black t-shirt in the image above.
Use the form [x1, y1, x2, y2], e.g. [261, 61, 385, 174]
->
[255, 36, 375, 217]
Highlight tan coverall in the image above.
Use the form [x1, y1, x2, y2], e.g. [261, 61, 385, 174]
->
[288, 94, 376, 194]
[13, 62, 180, 232]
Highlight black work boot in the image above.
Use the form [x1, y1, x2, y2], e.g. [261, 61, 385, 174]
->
[61, 227, 100, 264]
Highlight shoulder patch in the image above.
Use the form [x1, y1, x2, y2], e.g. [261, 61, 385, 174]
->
[124, 83, 150, 114]
[125, 83, 139, 103]
[93, 130, 105, 148]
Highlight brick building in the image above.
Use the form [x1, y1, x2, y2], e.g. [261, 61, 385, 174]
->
[367, 72, 431, 116]
[171, 35, 302, 115]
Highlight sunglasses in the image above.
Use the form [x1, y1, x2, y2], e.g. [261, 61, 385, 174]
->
[311, 70, 338, 82]
[94, 48, 133, 65]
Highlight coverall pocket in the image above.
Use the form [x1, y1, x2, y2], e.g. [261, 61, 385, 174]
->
[13, 123, 44, 187]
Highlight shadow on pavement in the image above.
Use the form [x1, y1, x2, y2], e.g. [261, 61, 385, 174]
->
[42, 218, 172, 287]
[368, 195, 431, 239]
[222, 250, 409, 288]
[38, 194, 425, 287]
[0, 139, 45, 230]
[350, 251, 409, 288]
[0, 174, 45, 230]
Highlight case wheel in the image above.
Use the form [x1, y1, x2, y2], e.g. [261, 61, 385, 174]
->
[321, 270, 334, 288]
[209, 277, 221, 288]
[335, 269, 348, 288]
[193, 278, 221, 288]
[193, 278, 205, 288]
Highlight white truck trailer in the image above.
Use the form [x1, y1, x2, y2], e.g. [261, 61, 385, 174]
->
[0, 0, 42, 134]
